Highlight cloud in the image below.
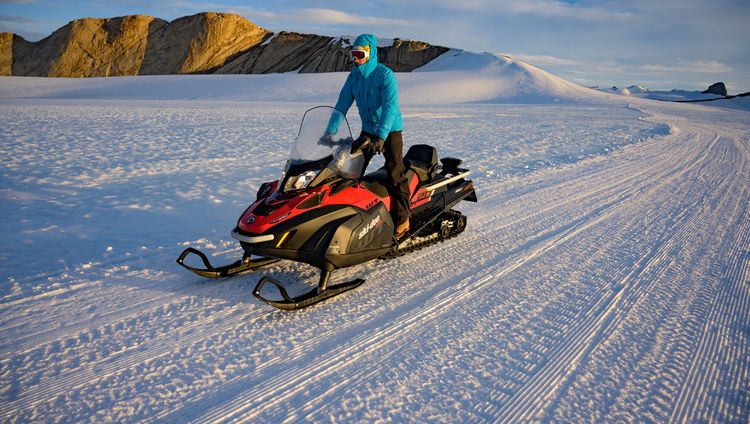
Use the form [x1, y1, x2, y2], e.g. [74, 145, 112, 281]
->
[490, 52, 738, 91]
[295, 8, 409, 26]
[163, 2, 409, 27]
[640, 60, 734, 74]
[500, 0, 633, 21]
[395, 0, 632, 21]
[225, 7, 410, 27]
[0, 14, 43, 38]
[503, 53, 578, 66]
[0, 15, 36, 24]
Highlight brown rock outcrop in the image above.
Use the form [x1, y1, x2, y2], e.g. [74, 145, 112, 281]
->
[3, 12, 269, 77]
[141, 12, 270, 74]
[11, 15, 165, 77]
[0, 32, 13, 76]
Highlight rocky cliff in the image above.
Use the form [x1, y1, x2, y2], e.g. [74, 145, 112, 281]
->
[701, 82, 728, 97]
[0, 12, 448, 77]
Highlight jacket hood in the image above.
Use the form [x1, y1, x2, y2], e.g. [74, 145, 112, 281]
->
[353, 33, 378, 77]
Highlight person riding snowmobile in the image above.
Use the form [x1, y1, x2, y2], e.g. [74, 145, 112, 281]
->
[178, 105, 478, 309]
[327, 33, 411, 239]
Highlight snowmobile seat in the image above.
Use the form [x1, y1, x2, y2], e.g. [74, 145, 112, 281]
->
[362, 167, 416, 198]
[404, 144, 438, 183]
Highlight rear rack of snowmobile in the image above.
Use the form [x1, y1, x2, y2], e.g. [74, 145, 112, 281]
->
[423, 169, 471, 192]
[176, 247, 280, 278]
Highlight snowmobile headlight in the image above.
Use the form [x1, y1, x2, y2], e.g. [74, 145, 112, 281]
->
[284, 170, 318, 193]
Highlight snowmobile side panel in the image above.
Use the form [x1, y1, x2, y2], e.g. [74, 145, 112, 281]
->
[325, 203, 394, 268]
[237, 203, 395, 271]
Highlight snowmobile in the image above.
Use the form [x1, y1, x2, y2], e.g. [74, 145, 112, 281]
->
[177, 106, 477, 310]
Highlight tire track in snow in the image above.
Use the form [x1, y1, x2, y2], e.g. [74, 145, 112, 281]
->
[491, 131, 724, 422]
[550, 132, 747, 422]
[669, 133, 750, 422]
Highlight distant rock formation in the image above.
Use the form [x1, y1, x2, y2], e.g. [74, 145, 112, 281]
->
[0, 12, 449, 77]
[701, 82, 727, 96]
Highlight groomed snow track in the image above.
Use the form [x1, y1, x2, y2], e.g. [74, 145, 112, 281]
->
[1, 102, 748, 422]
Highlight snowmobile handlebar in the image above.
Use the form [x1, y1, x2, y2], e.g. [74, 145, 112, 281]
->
[350, 135, 371, 154]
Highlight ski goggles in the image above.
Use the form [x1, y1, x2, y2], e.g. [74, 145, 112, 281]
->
[349, 46, 370, 62]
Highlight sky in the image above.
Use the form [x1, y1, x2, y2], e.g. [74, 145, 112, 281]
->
[1, 0, 749, 92]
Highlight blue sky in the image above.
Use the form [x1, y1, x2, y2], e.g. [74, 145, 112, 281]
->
[1, 0, 748, 91]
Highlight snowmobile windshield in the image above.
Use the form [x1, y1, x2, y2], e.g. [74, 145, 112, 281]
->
[286, 106, 365, 181]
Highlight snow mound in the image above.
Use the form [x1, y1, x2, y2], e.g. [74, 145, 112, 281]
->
[627, 85, 650, 94]
[409, 50, 605, 104]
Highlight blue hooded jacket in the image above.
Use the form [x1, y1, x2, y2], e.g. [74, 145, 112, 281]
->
[330, 34, 403, 141]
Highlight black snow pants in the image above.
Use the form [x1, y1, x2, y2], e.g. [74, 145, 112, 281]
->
[360, 130, 411, 226]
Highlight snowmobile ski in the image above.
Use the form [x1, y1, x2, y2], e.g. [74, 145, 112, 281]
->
[253, 270, 364, 310]
[176, 247, 280, 278]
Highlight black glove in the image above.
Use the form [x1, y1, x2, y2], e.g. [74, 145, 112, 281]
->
[318, 133, 334, 146]
[370, 137, 385, 155]
[351, 134, 371, 154]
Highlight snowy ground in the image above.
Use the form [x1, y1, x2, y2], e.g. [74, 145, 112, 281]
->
[1, 70, 749, 423]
